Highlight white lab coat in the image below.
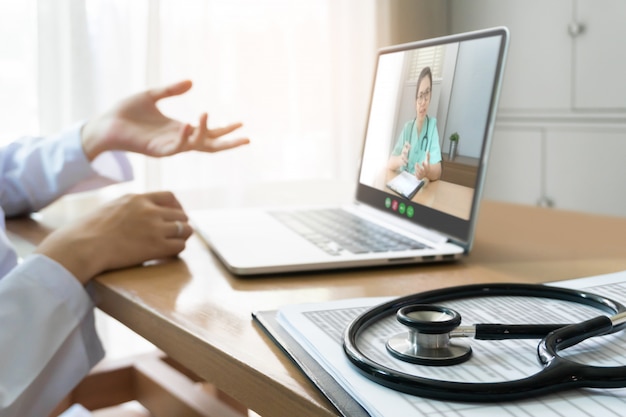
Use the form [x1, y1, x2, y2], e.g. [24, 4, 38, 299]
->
[0, 124, 132, 417]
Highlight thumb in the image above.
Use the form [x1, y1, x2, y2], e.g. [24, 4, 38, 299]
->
[149, 80, 193, 101]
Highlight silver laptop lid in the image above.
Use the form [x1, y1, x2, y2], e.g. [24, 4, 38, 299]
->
[355, 27, 509, 252]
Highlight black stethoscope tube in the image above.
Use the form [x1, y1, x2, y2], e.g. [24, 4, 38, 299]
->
[404, 116, 430, 173]
[343, 282, 626, 402]
[472, 323, 570, 339]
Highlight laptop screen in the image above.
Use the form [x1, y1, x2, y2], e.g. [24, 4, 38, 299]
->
[356, 27, 508, 249]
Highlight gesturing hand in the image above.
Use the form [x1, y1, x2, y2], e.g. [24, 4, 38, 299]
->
[81, 80, 250, 160]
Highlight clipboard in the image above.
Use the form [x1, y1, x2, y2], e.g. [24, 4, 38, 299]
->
[253, 270, 626, 417]
[386, 171, 424, 200]
[252, 310, 371, 417]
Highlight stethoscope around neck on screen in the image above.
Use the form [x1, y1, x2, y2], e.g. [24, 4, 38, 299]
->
[415, 115, 430, 152]
[404, 115, 430, 171]
[342, 282, 626, 403]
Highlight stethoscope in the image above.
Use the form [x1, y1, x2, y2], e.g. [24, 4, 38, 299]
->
[414, 115, 430, 152]
[343, 283, 626, 402]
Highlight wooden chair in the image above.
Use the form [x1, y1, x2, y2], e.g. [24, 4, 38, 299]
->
[50, 351, 250, 417]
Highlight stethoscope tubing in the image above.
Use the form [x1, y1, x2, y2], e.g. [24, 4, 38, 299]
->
[418, 115, 430, 152]
[405, 116, 430, 173]
[343, 282, 626, 402]
[540, 314, 626, 389]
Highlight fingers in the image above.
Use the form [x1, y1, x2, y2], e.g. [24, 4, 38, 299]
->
[206, 122, 245, 139]
[401, 143, 410, 157]
[168, 219, 193, 240]
[400, 143, 411, 165]
[141, 192, 192, 240]
[140, 192, 190, 237]
[157, 208, 192, 240]
[203, 137, 251, 152]
[415, 162, 426, 180]
[144, 191, 185, 210]
[150, 80, 193, 101]
[185, 114, 249, 152]
[190, 113, 208, 147]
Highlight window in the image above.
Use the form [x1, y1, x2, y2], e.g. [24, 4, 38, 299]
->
[407, 45, 445, 82]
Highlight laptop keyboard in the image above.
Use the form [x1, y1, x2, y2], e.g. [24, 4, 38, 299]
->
[270, 208, 429, 256]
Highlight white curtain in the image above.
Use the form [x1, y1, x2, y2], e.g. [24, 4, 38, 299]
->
[0, 2, 39, 141]
[32, 0, 378, 194]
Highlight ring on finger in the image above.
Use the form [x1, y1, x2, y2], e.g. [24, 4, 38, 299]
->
[175, 220, 184, 238]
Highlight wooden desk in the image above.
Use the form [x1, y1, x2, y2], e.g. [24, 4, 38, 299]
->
[7, 181, 626, 417]
[413, 179, 474, 220]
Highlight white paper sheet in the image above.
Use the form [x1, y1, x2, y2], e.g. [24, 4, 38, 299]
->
[277, 271, 626, 417]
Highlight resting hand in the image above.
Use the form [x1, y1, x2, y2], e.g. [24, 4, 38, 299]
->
[81, 80, 250, 160]
[35, 192, 192, 284]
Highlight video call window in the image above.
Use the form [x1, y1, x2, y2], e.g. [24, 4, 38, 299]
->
[358, 36, 501, 221]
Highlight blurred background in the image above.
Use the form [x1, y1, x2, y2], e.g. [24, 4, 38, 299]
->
[1, 0, 625, 217]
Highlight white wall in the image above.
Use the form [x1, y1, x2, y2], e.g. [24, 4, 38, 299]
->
[442, 36, 501, 158]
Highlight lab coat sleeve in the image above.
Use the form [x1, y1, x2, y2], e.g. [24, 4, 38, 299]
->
[0, 123, 133, 217]
[0, 254, 104, 417]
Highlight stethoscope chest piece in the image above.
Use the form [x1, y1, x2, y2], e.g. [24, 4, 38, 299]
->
[386, 304, 472, 366]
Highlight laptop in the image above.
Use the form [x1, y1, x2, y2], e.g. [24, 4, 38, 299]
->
[191, 27, 509, 275]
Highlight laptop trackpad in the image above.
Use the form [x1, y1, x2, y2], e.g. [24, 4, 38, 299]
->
[192, 209, 329, 269]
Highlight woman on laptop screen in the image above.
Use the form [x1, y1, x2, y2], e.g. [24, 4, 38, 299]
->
[387, 66, 442, 182]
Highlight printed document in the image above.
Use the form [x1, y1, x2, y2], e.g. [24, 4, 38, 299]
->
[276, 271, 626, 417]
